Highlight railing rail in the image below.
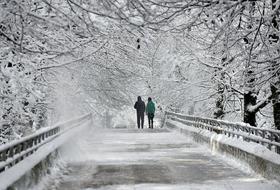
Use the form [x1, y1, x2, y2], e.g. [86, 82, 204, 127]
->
[166, 111, 280, 154]
[0, 113, 92, 173]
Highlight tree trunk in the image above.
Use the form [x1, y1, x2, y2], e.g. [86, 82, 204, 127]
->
[214, 57, 226, 119]
[271, 84, 280, 130]
[271, 0, 280, 130]
[271, 83, 280, 153]
[214, 84, 225, 119]
[271, 0, 280, 153]
[244, 91, 257, 126]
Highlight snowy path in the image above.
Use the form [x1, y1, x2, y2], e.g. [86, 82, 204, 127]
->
[45, 128, 279, 190]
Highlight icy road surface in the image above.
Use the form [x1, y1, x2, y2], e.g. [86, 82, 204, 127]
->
[47, 128, 279, 190]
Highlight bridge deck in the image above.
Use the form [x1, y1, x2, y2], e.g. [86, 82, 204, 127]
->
[45, 128, 279, 190]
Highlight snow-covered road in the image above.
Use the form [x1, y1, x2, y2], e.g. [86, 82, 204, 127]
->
[43, 128, 279, 190]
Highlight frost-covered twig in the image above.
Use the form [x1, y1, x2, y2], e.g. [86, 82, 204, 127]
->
[38, 41, 108, 70]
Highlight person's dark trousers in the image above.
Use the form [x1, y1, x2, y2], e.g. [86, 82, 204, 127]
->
[137, 112, 144, 129]
[148, 113, 154, 129]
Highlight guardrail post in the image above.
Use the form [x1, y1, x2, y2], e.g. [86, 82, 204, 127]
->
[268, 144, 272, 150]
[161, 111, 167, 128]
[0, 166, 4, 173]
[261, 130, 265, 139]
[8, 147, 14, 158]
[0, 151, 4, 162]
[277, 146, 280, 154]
[276, 135, 280, 154]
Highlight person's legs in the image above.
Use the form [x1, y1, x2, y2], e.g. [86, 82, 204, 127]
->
[137, 113, 140, 129]
[148, 113, 153, 128]
[140, 113, 144, 129]
[151, 113, 154, 129]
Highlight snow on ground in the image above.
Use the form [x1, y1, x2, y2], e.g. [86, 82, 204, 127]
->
[81, 181, 279, 190]
[32, 126, 280, 190]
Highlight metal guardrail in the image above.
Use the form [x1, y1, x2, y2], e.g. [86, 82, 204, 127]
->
[166, 111, 280, 154]
[0, 113, 92, 173]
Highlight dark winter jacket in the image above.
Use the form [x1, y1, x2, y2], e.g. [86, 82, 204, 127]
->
[146, 101, 155, 114]
[134, 97, 145, 114]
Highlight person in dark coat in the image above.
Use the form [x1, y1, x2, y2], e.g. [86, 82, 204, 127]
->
[146, 97, 155, 129]
[134, 96, 145, 129]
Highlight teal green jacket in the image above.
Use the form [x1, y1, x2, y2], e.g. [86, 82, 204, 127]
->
[146, 101, 155, 114]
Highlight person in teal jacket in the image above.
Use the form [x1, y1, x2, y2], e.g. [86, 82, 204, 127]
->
[146, 97, 155, 129]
